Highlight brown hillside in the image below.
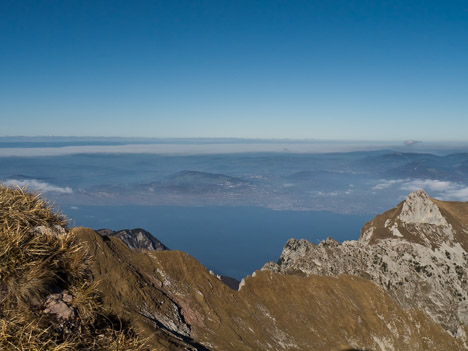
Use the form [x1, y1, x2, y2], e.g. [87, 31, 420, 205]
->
[76, 226, 463, 351]
[74, 227, 209, 350]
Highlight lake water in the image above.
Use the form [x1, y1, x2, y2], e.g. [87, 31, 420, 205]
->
[61, 205, 372, 280]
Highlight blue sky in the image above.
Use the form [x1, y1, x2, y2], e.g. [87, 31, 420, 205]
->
[1, 0, 467, 140]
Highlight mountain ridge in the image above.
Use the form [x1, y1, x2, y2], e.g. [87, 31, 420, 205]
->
[97, 227, 169, 251]
[75, 226, 464, 350]
[264, 190, 468, 340]
[2, 184, 467, 350]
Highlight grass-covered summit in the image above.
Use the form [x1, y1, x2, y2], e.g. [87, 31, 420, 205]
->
[0, 185, 145, 350]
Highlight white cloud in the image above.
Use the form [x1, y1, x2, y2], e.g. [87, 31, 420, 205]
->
[404, 139, 422, 146]
[439, 187, 468, 201]
[3, 179, 73, 194]
[372, 179, 404, 190]
[401, 179, 468, 201]
[314, 187, 354, 197]
[400, 179, 457, 192]
[372, 178, 468, 201]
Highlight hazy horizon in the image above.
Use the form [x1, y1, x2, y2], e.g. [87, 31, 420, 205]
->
[1, 136, 468, 157]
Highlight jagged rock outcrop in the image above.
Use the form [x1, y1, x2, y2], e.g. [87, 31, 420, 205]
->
[97, 228, 169, 251]
[263, 190, 468, 343]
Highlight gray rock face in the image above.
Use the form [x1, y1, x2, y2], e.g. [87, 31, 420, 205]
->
[263, 190, 468, 342]
[34, 224, 66, 237]
[97, 228, 169, 251]
[43, 291, 75, 320]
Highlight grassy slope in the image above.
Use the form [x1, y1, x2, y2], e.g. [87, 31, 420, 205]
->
[76, 227, 464, 351]
[0, 186, 146, 350]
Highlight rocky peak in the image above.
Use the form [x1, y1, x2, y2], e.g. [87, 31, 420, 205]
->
[97, 228, 169, 251]
[399, 190, 449, 226]
[359, 190, 455, 248]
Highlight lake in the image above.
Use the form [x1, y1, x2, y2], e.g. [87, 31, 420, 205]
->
[61, 205, 372, 280]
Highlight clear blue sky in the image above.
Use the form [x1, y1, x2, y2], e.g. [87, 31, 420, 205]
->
[1, 0, 467, 140]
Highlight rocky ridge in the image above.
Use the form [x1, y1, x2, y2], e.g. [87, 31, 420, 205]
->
[76, 227, 464, 350]
[98, 228, 169, 251]
[263, 190, 468, 342]
[97, 228, 241, 290]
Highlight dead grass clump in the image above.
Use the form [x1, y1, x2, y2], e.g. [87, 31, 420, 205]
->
[0, 185, 147, 350]
[0, 185, 85, 309]
[0, 314, 146, 351]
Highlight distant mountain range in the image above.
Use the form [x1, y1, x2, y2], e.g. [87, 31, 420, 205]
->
[2, 150, 468, 213]
[359, 152, 468, 180]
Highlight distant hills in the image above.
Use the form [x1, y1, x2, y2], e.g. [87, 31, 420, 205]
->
[2, 150, 468, 213]
[359, 152, 468, 181]
[149, 170, 254, 194]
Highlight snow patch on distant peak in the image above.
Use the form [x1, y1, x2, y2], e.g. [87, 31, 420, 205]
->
[398, 190, 449, 226]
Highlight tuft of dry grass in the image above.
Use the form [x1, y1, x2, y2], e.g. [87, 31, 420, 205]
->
[0, 185, 147, 350]
[0, 185, 85, 309]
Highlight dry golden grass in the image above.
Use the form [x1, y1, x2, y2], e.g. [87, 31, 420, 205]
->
[0, 185, 147, 350]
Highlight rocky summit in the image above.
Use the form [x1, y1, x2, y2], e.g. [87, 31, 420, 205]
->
[264, 190, 468, 345]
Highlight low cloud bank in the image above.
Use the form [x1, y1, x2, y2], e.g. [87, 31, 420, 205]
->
[373, 178, 468, 201]
[3, 179, 73, 194]
[0, 141, 415, 157]
[372, 179, 405, 190]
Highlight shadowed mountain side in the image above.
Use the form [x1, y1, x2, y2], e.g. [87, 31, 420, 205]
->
[75, 227, 462, 351]
[96, 227, 240, 290]
[219, 275, 240, 290]
[97, 228, 169, 251]
[74, 227, 209, 351]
